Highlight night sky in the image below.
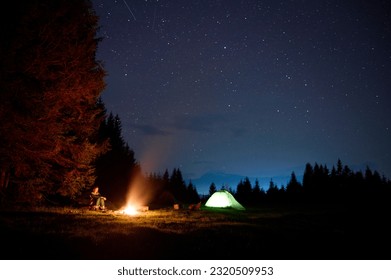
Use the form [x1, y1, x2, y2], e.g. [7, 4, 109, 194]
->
[91, 0, 391, 193]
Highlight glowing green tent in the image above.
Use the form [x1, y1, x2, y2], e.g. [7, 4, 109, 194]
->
[205, 190, 245, 210]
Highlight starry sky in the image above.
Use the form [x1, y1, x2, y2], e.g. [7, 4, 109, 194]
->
[91, 0, 391, 193]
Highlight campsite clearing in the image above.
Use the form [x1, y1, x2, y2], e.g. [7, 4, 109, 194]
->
[0, 203, 390, 259]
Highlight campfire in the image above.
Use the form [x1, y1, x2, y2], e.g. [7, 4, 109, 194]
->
[123, 204, 138, 215]
[117, 203, 149, 216]
[116, 174, 151, 215]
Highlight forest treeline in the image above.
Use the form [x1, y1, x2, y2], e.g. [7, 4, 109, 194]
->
[222, 159, 391, 207]
[1, 0, 390, 209]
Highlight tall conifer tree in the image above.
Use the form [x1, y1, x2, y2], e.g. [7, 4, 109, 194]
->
[0, 0, 107, 202]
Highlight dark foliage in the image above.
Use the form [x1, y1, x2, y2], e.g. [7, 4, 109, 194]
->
[236, 176, 253, 203]
[230, 159, 391, 208]
[0, 0, 107, 204]
[208, 182, 217, 196]
[94, 111, 141, 208]
[144, 168, 200, 209]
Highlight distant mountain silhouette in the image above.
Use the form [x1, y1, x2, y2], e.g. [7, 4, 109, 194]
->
[187, 161, 381, 195]
[189, 171, 300, 195]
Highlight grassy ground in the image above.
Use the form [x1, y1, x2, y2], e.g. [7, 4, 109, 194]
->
[0, 203, 390, 260]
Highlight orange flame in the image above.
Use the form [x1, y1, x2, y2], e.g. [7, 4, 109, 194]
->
[122, 204, 138, 215]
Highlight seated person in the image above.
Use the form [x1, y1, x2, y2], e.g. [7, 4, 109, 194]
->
[90, 186, 107, 211]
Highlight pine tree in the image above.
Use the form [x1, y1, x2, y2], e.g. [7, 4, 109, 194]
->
[337, 159, 343, 176]
[0, 0, 107, 203]
[162, 169, 170, 192]
[186, 181, 200, 203]
[286, 171, 303, 201]
[252, 179, 265, 204]
[302, 162, 314, 195]
[209, 182, 217, 196]
[170, 168, 187, 203]
[266, 179, 279, 202]
[236, 177, 252, 204]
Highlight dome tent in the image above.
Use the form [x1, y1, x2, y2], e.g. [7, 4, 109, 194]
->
[205, 190, 245, 210]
